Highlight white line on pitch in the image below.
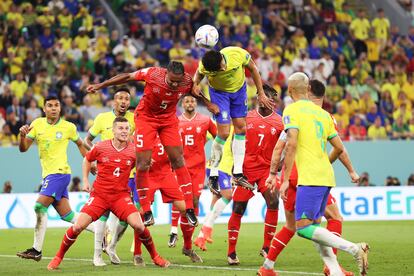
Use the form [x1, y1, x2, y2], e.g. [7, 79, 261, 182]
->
[0, 254, 324, 275]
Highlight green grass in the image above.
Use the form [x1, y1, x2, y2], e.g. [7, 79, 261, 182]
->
[1, 221, 413, 275]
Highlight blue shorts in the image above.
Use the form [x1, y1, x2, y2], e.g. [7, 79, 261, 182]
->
[295, 186, 331, 221]
[209, 82, 248, 124]
[128, 177, 139, 203]
[206, 168, 232, 190]
[39, 174, 71, 201]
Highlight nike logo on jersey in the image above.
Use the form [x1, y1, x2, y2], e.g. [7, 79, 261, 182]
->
[166, 92, 172, 96]
[259, 125, 266, 128]
[114, 159, 121, 162]
[186, 127, 192, 130]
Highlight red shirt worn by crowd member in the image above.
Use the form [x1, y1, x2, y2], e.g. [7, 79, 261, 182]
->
[178, 113, 217, 170]
[134, 67, 193, 120]
[243, 109, 284, 174]
[86, 140, 136, 195]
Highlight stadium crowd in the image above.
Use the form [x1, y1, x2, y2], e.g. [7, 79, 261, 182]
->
[1, 0, 414, 146]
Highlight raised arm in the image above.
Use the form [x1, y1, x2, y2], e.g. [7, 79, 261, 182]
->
[191, 70, 205, 97]
[19, 125, 34, 152]
[86, 72, 136, 93]
[245, 59, 274, 110]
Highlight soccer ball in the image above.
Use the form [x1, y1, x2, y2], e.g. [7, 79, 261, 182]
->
[195, 25, 219, 48]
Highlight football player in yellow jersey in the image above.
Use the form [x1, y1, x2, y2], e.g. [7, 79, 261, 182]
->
[192, 46, 274, 193]
[84, 86, 135, 266]
[278, 73, 369, 276]
[193, 127, 234, 252]
[17, 95, 93, 262]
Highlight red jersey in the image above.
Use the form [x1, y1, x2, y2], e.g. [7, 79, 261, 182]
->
[178, 112, 217, 169]
[134, 67, 193, 120]
[149, 139, 173, 175]
[86, 140, 136, 195]
[243, 110, 283, 173]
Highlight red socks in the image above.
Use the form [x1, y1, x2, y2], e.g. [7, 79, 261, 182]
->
[263, 209, 278, 249]
[136, 170, 151, 212]
[135, 227, 157, 259]
[56, 226, 79, 259]
[180, 216, 194, 250]
[175, 166, 194, 209]
[326, 219, 342, 255]
[171, 205, 180, 228]
[227, 212, 242, 255]
[267, 226, 295, 261]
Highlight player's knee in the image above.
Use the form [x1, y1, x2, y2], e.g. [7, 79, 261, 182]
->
[131, 222, 145, 233]
[266, 195, 279, 210]
[72, 223, 85, 234]
[296, 224, 316, 240]
[232, 202, 247, 215]
[34, 202, 48, 214]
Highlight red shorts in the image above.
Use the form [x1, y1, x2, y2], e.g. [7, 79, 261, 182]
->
[281, 179, 337, 212]
[134, 114, 182, 152]
[232, 170, 268, 202]
[147, 173, 184, 203]
[81, 192, 138, 221]
[189, 166, 205, 197]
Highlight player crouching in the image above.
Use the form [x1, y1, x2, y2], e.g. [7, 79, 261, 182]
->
[47, 117, 169, 270]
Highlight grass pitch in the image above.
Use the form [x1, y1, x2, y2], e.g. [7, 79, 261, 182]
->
[0, 221, 413, 275]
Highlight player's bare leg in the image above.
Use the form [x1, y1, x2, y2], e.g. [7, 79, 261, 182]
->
[135, 150, 154, 226]
[194, 189, 232, 251]
[47, 212, 93, 270]
[173, 200, 202, 263]
[165, 145, 198, 226]
[324, 203, 354, 276]
[260, 189, 279, 257]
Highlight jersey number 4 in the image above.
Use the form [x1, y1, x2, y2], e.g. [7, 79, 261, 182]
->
[113, 167, 120, 177]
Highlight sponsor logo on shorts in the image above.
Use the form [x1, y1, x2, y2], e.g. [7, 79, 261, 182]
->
[56, 132, 63, 139]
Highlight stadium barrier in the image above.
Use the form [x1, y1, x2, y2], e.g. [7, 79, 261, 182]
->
[1, 186, 413, 229]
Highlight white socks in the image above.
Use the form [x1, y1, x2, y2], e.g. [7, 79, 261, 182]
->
[33, 212, 47, 252]
[170, 226, 178, 235]
[203, 197, 230, 229]
[210, 137, 226, 177]
[232, 135, 246, 175]
[94, 219, 107, 258]
[108, 222, 128, 250]
[313, 242, 343, 276]
[311, 226, 359, 256]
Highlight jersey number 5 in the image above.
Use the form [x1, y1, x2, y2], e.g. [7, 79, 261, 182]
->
[160, 100, 168, 109]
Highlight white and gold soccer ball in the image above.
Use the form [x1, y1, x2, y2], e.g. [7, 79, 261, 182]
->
[195, 24, 219, 48]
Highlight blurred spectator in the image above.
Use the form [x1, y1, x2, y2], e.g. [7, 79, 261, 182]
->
[386, 176, 401, 186]
[2, 181, 12, 193]
[358, 172, 375, 186]
[135, 51, 158, 70]
[380, 90, 394, 121]
[25, 99, 41, 124]
[366, 105, 384, 126]
[339, 92, 359, 117]
[349, 115, 367, 141]
[9, 73, 28, 101]
[371, 8, 390, 48]
[169, 41, 187, 63]
[358, 91, 375, 115]
[62, 93, 81, 128]
[69, 176, 81, 192]
[381, 74, 401, 102]
[407, 174, 414, 186]
[5, 111, 22, 139]
[350, 9, 370, 57]
[367, 116, 387, 140]
[325, 76, 344, 108]
[112, 36, 138, 65]
[392, 115, 410, 139]
[334, 103, 350, 129]
[0, 124, 18, 147]
[6, 96, 25, 122]
[157, 30, 174, 65]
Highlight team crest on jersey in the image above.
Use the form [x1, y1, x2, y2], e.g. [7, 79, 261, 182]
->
[178, 93, 183, 98]
[153, 87, 160, 93]
[222, 111, 228, 120]
[196, 126, 201, 133]
[271, 127, 276, 135]
[55, 132, 63, 139]
[127, 160, 131, 166]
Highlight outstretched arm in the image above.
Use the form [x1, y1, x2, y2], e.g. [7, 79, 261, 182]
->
[86, 72, 136, 93]
[245, 59, 274, 110]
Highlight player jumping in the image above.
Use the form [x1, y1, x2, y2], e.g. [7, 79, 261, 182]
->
[47, 117, 169, 270]
[192, 46, 273, 193]
[168, 95, 217, 247]
[227, 84, 283, 265]
[17, 95, 94, 262]
[259, 73, 369, 276]
[87, 61, 217, 227]
[258, 79, 361, 276]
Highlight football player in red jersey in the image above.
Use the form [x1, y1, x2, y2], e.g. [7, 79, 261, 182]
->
[227, 84, 283, 265]
[134, 138, 203, 264]
[87, 61, 218, 227]
[47, 117, 169, 270]
[168, 95, 217, 247]
[258, 80, 361, 276]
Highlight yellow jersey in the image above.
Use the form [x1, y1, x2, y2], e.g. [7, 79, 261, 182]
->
[89, 110, 135, 141]
[27, 118, 80, 178]
[282, 100, 337, 187]
[371, 17, 390, 40]
[199, 46, 251, 93]
[350, 18, 370, 40]
[89, 110, 135, 177]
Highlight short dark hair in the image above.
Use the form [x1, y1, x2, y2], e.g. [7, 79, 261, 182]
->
[310, 79, 325, 98]
[44, 95, 60, 105]
[202, 50, 223, 71]
[113, 116, 129, 125]
[114, 86, 130, 97]
[263, 83, 278, 98]
[167, 61, 185, 75]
